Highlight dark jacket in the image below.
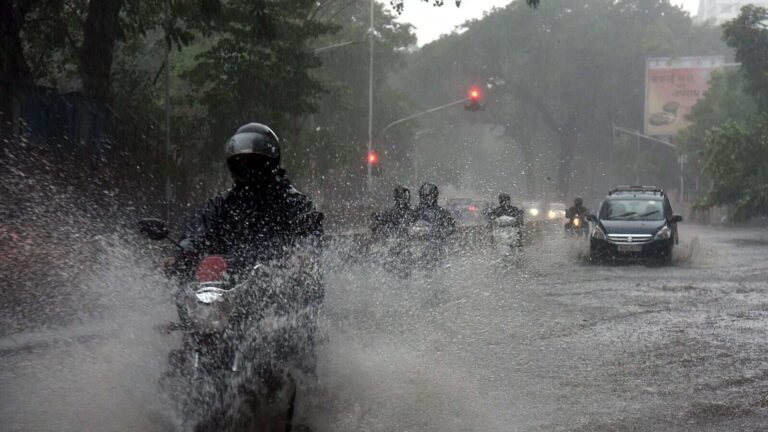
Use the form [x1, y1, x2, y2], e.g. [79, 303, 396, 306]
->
[411, 204, 457, 240]
[177, 172, 323, 275]
[487, 205, 524, 225]
[566, 205, 590, 220]
[371, 205, 411, 239]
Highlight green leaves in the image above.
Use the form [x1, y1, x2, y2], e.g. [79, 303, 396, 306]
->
[723, 5, 768, 111]
[687, 6, 768, 221]
[701, 119, 768, 221]
[390, 0, 540, 14]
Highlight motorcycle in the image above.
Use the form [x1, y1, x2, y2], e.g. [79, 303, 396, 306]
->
[565, 214, 590, 238]
[489, 214, 523, 255]
[405, 217, 447, 271]
[138, 218, 316, 432]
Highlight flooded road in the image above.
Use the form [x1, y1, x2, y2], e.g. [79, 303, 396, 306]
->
[2, 224, 768, 431]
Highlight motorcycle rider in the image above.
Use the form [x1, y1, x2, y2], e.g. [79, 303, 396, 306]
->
[371, 185, 412, 239]
[565, 196, 590, 231]
[487, 193, 524, 225]
[411, 182, 457, 239]
[173, 122, 324, 353]
[176, 123, 323, 271]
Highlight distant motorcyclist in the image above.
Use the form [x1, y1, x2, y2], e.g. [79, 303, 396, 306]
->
[411, 182, 457, 239]
[565, 196, 590, 232]
[371, 185, 412, 239]
[487, 193, 524, 226]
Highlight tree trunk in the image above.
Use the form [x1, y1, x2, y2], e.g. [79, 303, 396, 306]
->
[0, 1, 36, 141]
[79, 0, 123, 102]
[77, 0, 123, 168]
[0, 1, 34, 82]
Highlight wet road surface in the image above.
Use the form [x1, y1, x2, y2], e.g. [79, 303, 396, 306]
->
[2, 224, 767, 431]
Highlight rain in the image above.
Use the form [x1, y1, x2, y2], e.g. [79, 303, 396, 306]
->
[2, 0, 768, 431]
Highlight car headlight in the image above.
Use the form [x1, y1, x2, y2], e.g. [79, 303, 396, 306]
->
[529, 208, 540, 216]
[655, 226, 671, 240]
[592, 225, 606, 240]
[548, 210, 557, 219]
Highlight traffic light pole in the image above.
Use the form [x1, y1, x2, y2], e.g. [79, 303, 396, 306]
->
[367, 0, 374, 193]
[379, 97, 469, 137]
[611, 125, 685, 202]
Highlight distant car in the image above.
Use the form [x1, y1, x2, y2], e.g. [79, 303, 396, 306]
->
[522, 200, 544, 221]
[547, 202, 567, 222]
[446, 198, 491, 226]
[589, 186, 682, 263]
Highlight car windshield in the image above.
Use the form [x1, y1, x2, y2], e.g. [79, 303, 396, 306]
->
[600, 199, 665, 221]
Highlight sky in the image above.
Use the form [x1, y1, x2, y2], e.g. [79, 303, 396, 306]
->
[391, 0, 701, 45]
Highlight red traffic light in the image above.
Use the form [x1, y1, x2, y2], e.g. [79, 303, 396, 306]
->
[367, 151, 379, 165]
[468, 86, 481, 102]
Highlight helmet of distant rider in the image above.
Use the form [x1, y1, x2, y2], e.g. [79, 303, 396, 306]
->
[394, 186, 411, 208]
[225, 123, 280, 184]
[498, 193, 511, 207]
[574, 196, 583, 207]
[419, 182, 439, 206]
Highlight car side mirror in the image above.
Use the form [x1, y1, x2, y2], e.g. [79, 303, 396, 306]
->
[585, 214, 597, 222]
[670, 214, 683, 224]
[137, 218, 169, 241]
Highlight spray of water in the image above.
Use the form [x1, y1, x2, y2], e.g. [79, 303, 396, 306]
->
[0, 151, 178, 431]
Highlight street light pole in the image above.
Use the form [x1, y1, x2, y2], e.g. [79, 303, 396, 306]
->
[367, 0, 374, 193]
[164, 0, 172, 221]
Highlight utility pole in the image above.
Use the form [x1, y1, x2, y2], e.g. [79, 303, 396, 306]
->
[635, 134, 640, 184]
[367, 0, 375, 194]
[164, 0, 172, 221]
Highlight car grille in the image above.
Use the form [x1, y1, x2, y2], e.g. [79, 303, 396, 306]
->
[607, 234, 653, 244]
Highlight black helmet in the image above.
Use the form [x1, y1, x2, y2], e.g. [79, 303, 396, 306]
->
[499, 193, 511, 206]
[419, 182, 439, 206]
[225, 123, 280, 184]
[394, 186, 410, 208]
[574, 196, 583, 207]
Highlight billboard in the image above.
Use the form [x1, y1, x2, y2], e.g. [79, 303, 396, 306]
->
[644, 56, 725, 136]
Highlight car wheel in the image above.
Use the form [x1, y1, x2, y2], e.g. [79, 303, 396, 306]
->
[589, 247, 601, 264]
[657, 247, 673, 266]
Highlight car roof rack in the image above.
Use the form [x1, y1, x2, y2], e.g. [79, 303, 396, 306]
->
[608, 185, 665, 196]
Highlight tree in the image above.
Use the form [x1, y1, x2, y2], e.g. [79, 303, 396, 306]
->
[401, 0, 725, 198]
[181, 0, 335, 164]
[722, 5, 768, 111]
[690, 5, 768, 221]
[701, 121, 768, 221]
[389, 0, 540, 14]
[678, 69, 758, 157]
[298, 0, 418, 199]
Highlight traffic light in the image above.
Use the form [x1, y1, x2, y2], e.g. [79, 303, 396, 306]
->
[367, 150, 379, 165]
[367, 150, 382, 176]
[465, 85, 484, 112]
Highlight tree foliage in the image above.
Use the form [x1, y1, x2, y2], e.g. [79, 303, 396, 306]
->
[701, 121, 768, 221]
[687, 5, 768, 221]
[389, 0, 540, 14]
[722, 5, 768, 111]
[401, 0, 725, 198]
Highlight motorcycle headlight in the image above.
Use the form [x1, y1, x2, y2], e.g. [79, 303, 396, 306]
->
[548, 211, 557, 219]
[592, 225, 606, 240]
[195, 287, 226, 304]
[529, 208, 540, 216]
[655, 226, 671, 240]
